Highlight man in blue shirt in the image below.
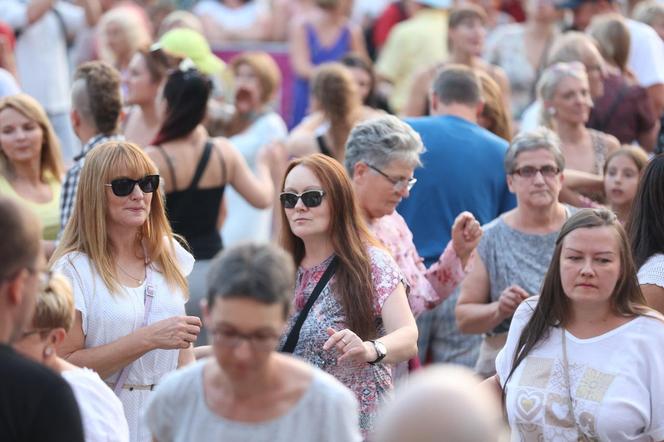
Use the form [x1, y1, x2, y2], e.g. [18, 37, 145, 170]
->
[398, 65, 515, 366]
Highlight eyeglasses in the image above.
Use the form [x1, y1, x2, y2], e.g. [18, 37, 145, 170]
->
[366, 164, 417, 192]
[511, 165, 561, 179]
[105, 175, 160, 197]
[279, 190, 325, 209]
[211, 329, 279, 352]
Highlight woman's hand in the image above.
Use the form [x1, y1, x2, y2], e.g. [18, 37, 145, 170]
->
[323, 327, 375, 364]
[495, 285, 530, 322]
[451, 211, 483, 266]
[143, 316, 202, 350]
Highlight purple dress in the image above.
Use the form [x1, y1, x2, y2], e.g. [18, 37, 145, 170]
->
[290, 23, 351, 128]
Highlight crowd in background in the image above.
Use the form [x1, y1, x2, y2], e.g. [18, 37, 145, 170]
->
[1, 0, 664, 441]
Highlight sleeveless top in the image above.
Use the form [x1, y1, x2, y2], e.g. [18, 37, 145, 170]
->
[156, 141, 226, 260]
[316, 134, 333, 158]
[291, 24, 351, 127]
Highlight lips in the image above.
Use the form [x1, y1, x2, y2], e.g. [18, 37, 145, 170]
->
[576, 283, 597, 289]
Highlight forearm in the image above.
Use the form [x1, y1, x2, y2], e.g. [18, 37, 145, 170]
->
[63, 329, 154, 379]
[426, 242, 470, 299]
[76, 0, 101, 27]
[456, 301, 503, 334]
[27, 0, 55, 24]
[562, 169, 604, 192]
[177, 345, 195, 368]
[370, 325, 418, 364]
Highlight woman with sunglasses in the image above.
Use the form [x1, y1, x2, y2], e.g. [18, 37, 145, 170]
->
[457, 128, 573, 378]
[147, 67, 274, 344]
[13, 272, 130, 442]
[51, 141, 202, 442]
[278, 153, 418, 438]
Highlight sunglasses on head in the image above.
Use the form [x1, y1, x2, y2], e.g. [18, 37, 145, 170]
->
[279, 190, 325, 209]
[105, 175, 160, 197]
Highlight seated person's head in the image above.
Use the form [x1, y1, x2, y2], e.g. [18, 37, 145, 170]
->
[0, 197, 43, 343]
[71, 61, 122, 138]
[375, 364, 507, 442]
[13, 273, 74, 365]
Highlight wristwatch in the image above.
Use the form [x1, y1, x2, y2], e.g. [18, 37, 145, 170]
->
[368, 340, 387, 365]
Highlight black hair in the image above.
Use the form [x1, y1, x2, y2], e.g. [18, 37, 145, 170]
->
[152, 68, 211, 145]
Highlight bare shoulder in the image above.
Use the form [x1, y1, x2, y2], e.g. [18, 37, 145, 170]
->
[286, 132, 317, 158]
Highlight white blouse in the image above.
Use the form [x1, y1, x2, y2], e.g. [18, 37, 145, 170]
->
[638, 253, 664, 288]
[53, 240, 194, 442]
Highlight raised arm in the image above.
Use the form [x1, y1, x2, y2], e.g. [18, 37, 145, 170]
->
[222, 138, 274, 209]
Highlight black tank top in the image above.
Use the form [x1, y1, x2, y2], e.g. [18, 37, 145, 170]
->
[157, 140, 226, 260]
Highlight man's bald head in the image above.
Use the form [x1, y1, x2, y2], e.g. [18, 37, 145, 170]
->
[375, 365, 507, 442]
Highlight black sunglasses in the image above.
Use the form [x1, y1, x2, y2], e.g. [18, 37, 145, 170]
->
[105, 175, 160, 197]
[279, 190, 325, 209]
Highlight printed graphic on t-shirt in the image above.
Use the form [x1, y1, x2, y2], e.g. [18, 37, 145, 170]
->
[513, 356, 616, 440]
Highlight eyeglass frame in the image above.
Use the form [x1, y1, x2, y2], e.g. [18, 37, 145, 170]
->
[510, 165, 561, 179]
[210, 328, 280, 352]
[365, 163, 417, 192]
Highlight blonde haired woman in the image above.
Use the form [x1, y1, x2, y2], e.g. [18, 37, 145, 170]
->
[13, 272, 130, 442]
[0, 94, 64, 248]
[51, 141, 201, 442]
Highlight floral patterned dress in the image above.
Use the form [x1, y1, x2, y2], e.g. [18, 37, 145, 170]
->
[279, 246, 406, 437]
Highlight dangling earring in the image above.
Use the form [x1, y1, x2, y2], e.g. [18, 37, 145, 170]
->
[548, 107, 557, 116]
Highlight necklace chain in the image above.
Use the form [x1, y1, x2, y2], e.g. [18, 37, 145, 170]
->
[116, 262, 146, 284]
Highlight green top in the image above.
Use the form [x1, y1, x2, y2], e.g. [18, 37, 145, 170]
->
[0, 173, 61, 240]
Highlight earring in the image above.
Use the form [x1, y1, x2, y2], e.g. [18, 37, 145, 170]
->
[43, 346, 54, 357]
[547, 107, 557, 116]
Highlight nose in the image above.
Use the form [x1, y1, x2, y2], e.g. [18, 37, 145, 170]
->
[293, 196, 307, 211]
[580, 258, 595, 276]
[129, 182, 145, 199]
[397, 185, 410, 199]
[233, 339, 252, 361]
[532, 170, 546, 184]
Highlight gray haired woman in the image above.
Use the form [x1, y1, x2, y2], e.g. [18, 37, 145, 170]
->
[344, 115, 482, 320]
[456, 127, 575, 378]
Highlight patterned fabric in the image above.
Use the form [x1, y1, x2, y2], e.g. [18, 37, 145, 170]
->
[280, 246, 406, 437]
[497, 298, 664, 441]
[368, 211, 468, 318]
[59, 133, 124, 236]
[638, 254, 664, 288]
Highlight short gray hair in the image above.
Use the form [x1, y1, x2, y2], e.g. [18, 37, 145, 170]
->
[344, 115, 424, 176]
[206, 243, 295, 318]
[504, 127, 566, 173]
[536, 62, 588, 127]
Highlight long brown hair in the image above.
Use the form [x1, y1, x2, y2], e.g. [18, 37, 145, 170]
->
[310, 63, 362, 161]
[477, 71, 512, 141]
[503, 209, 649, 398]
[279, 154, 379, 340]
[51, 141, 188, 296]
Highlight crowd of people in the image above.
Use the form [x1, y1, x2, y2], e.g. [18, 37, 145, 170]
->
[1, 0, 664, 441]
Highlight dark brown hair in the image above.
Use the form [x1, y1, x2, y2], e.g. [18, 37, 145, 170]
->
[627, 154, 664, 269]
[279, 154, 379, 340]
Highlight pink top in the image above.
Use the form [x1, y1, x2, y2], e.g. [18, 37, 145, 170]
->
[368, 212, 470, 317]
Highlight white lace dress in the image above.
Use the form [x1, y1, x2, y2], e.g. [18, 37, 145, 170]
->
[638, 254, 664, 289]
[53, 241, 194, 442]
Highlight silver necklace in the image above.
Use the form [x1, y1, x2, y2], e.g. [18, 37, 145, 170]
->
[116, 262, 146, 285]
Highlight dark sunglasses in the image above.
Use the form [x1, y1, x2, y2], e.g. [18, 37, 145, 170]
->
[279, 190, 325, 209]
[105, 175, 160, 197]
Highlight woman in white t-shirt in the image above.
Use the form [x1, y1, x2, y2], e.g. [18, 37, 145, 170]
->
[145, 243, 361, 442]
[486, 208, 664, 441]
[51, 141, 202, 442]
[13, 272, 129, 442]
[628, 154, 664, 314]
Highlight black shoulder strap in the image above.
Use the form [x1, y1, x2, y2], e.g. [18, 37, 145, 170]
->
[154, 145, 178, 190]
[281, 256, 338, 354]
[316, 134, 333, 158]
[188, 141, 213, 190]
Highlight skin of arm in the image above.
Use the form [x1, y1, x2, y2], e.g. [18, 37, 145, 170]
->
[177, 344, 196, 368]
[368, 283, 419, 364]
[401, 66, 434, 117]
[59, 311, 159, 379]
[75, 0, 101, 27]
[480, 374, 504, 408]
[289, 21, 314, 79]
[222, 139, 274, 208]
[641, 284, 664, 315]
[26, 0, 55, 24]
[456, 254, 500, 334]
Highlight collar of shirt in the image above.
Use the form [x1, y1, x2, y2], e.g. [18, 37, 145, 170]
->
[73, 133, 125, 162]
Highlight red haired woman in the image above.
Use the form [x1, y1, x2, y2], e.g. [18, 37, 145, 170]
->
[278, 153, 418, 437]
